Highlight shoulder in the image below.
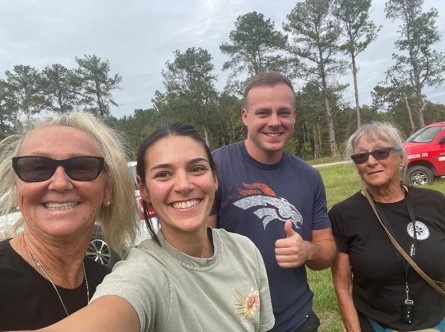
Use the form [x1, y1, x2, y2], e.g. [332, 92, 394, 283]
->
[406, 185, 445, 209]
[329, 191, 364, 213]
[212, 142, 243, 160]
[0, 239, 20, 266]
[0, 239, 17, 270]
[407, 185, 444, 198]
[0, 238, 11, 253]
[283, 152, 318, 172]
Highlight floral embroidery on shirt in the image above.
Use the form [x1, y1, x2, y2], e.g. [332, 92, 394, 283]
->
[232, 287, 260, 328]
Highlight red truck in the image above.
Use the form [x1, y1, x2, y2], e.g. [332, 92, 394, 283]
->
[403, 121, 445, 185]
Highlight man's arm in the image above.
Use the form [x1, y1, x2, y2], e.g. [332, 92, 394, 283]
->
[275, 221, 336, 270]
[305, 227, 337, 270]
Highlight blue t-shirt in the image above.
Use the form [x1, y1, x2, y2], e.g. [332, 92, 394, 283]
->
[211, 141, 331, 331]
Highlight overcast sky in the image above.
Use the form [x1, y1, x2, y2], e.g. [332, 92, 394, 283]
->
[1, 0, 444, 118]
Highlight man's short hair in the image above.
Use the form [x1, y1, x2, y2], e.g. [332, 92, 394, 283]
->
[243, 71, 295, 102]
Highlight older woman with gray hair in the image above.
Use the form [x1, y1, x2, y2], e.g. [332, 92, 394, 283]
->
[329, 122, 445, 331]
[0, 112, 138, 330]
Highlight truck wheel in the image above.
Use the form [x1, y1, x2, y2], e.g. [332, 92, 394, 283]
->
[407, 166, 433, 185]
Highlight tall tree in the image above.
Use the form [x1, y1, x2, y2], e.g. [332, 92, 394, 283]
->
[383, 60, 418, 132]
[294, 82, 326, 159]
[0, 79, 18, 138]
[213, 91, 244, 148]
[41, 64, 79, 114]
[74, 55, 122, 117]
[284, 0, 348, 159]
[333, 0, 380, 127]
[4, 65, 46, 127]
[372, 83, 416, 133]
[220, 11, 288, 80]
[385, 0, 445, 127]
[152, 47, 220, 147]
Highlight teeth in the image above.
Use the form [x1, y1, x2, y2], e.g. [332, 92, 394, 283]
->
[45, 202, 78, 210]
[265, 133, 281, 137]
[171, 200, 199, 209]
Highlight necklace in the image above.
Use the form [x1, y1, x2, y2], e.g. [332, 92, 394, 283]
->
[23, 236, 90, 316]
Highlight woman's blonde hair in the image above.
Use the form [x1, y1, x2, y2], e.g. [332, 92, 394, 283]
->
[0, 111, 138, 256]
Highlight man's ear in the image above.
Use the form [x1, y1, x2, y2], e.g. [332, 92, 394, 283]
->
[241, 108, 248, 126]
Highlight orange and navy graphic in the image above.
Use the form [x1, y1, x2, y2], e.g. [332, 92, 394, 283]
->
[233, 182, 303, 230]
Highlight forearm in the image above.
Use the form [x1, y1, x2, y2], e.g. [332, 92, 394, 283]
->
[35, 296, 140, 332]
[332, 253, 361, 332]
[335, 285, 361, 332]
[305, 229, 337, 270]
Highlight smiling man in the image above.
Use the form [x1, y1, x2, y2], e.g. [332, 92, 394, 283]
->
[208, 71, 336, 332]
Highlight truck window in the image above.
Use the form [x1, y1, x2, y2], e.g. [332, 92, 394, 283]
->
[406, 126, 444, 143]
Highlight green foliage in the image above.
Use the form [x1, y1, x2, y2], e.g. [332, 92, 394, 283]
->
[107, 108, 161, 160]
[220, 11, 288, 79]
[0, 55, 122, 132]
[4, 65, 46, 129]
[211, 92, 244, 149]
[152, 47, 221, 148]
[333, 0, 380, 57]
[284, 0, 346, 82]
[308, 269, 344, 331]
[41, 64, 78, 114]
[333, 0, 381, 127]
[384, 0, 445, 127]
[2, 1, 445, 162]
[74, 54, 122, 117]
[0, 79, 18, 137]
[284, 0, 349, 159]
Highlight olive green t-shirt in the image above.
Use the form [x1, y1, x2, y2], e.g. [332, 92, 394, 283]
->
[92, 228, 274, 331]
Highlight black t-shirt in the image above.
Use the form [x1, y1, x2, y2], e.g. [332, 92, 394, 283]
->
[329, 186, 445, 330]
[0, 239, 111, 330]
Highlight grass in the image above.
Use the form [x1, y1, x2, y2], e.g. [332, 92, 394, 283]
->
[309, 162, 445, 331]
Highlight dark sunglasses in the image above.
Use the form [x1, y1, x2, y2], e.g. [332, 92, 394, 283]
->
[351, 146, 402, 164]
[12, 156, 105, 182]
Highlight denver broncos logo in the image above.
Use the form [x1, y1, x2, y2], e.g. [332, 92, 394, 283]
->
[233, 195, 303, 230]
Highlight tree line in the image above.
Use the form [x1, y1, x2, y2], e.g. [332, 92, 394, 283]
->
[0, 55, 121, 135]
[1, 0, 445, 161]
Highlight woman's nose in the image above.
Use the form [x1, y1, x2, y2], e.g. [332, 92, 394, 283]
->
[173, 171, 193, 193]
[48, 166, 73, 190]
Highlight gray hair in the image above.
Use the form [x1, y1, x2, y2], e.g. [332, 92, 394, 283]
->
[346, 121, 408, 179]
[0, 112, 138, 256]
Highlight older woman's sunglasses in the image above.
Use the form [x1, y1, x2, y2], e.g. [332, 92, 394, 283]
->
[12, 156, 105, 182]
[351, 146, 402, 165]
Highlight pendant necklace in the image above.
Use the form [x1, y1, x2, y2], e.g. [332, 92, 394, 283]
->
[23, 235, 89, 316]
